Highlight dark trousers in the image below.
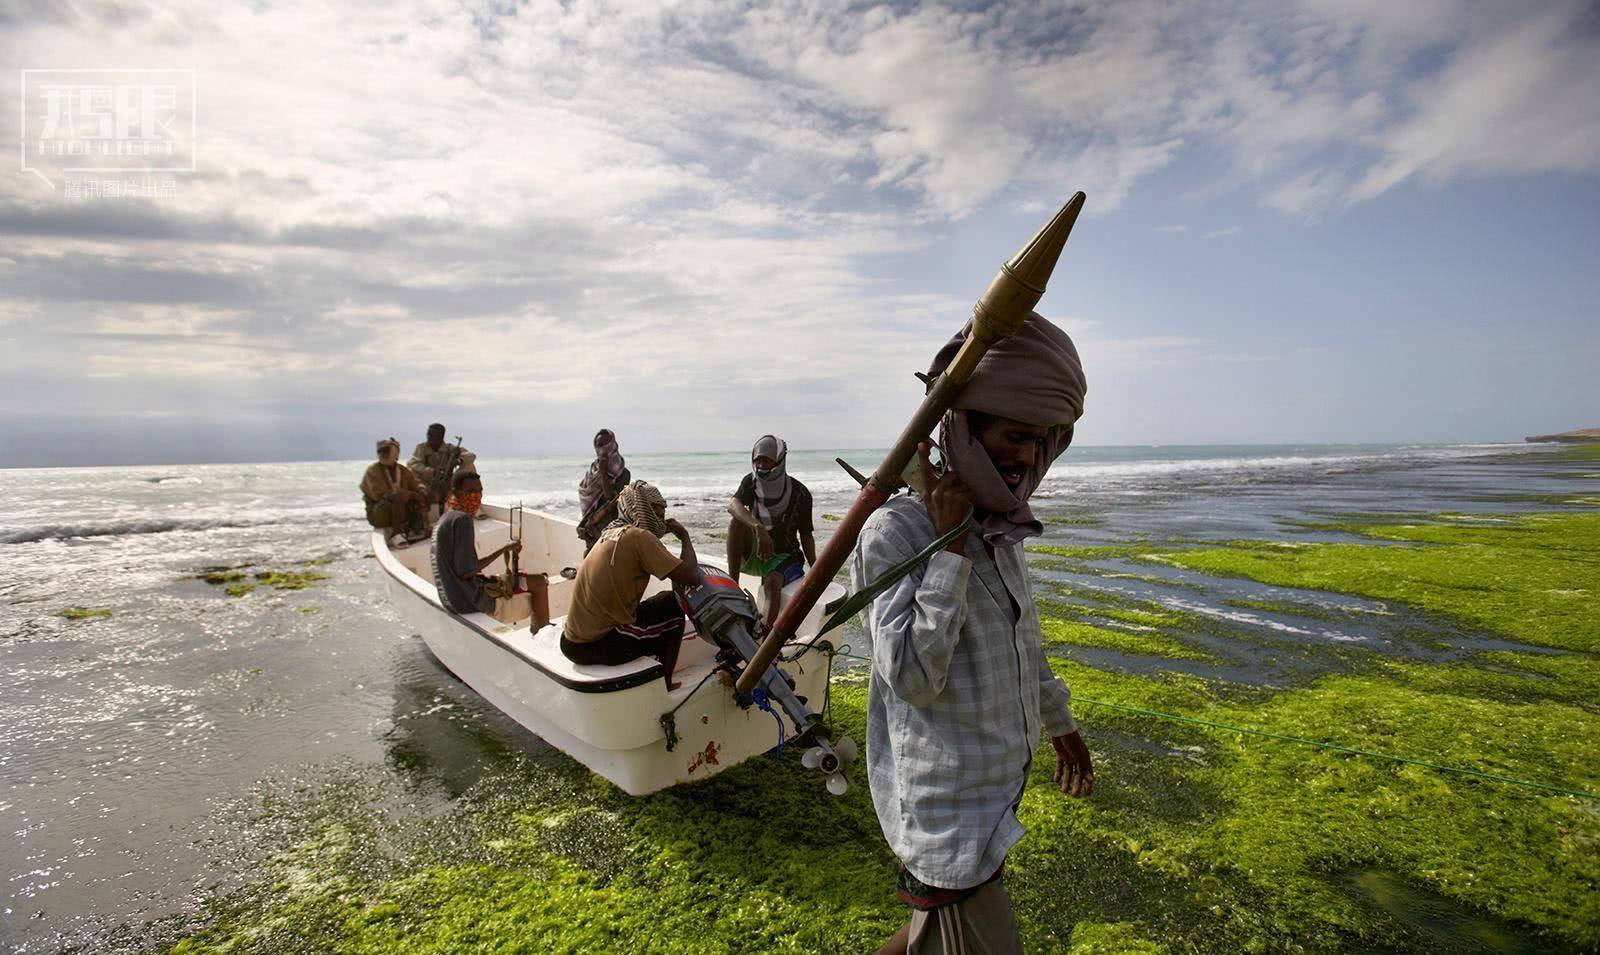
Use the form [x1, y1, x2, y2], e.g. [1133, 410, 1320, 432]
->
[561, 592, 685, 685]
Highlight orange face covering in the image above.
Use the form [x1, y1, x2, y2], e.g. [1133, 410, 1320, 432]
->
[449, 491, 483, 515]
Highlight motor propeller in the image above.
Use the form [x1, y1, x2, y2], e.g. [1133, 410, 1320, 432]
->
[801, 733, 858, 796]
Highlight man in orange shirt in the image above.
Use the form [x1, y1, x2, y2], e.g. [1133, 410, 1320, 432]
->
[560, 482, 702, 689]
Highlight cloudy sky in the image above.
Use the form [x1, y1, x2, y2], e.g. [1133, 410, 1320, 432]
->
[1, 0, 1596, 467]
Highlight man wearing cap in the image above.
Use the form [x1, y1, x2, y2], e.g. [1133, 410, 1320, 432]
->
[856, 313, 1095, 955]
[360, 437, 427, 544]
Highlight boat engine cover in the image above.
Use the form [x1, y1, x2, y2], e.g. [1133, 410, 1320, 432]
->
[677, 566, 759, 651]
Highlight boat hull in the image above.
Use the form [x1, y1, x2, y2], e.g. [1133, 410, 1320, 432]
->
[374, 506, 837, 795]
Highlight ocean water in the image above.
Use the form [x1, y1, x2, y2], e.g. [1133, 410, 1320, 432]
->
[0, 442, 1579, 952]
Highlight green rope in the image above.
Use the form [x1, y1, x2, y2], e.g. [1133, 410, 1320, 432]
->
[1075, 697, 1600, 802]
[818, 514, 976, 637]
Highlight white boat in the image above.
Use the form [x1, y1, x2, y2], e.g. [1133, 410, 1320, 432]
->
[373, 502, 848, 795]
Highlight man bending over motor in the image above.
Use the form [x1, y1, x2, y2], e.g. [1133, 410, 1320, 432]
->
[562, 482, 701, 690]
[431, 470, 531, 623]
[726, 435, 816, 628]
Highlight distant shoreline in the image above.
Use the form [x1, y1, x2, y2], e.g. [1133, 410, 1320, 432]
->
[1525, 428, 1600, 443]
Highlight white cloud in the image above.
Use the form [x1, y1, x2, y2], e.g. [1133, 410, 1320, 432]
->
[1351, 5, 1600, 201]
[0, 0, 1595, 460]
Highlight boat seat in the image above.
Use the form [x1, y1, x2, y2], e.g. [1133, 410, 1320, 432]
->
[516, 621, 664, 691]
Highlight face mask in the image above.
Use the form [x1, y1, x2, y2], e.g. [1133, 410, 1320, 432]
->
[452, 491, 483, 514]
[754, 467, 774, 479]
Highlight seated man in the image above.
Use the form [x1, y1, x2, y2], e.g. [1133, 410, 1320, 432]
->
[361, 437, 427, 543]
[575, 428, 632, 553]
[561, 482, 701, 689]
[431, 471, 531, 623]
[726, 435, 816, 627]
[410, 422, 476, 513]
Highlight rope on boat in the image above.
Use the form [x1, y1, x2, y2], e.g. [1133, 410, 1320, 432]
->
[819, 643, 871, 664]
[1074, 697, 1600, 802]
[751, 688, 786, 757]
[659, 662, 731, 752]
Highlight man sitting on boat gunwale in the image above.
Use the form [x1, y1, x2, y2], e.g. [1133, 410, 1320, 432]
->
[361, 437, 428, 545]
[410, 423, 476, 513]
[561, 482, 701, 690]
[430, 470, 531, 623]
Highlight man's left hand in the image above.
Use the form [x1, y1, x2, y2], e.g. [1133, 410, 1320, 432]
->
[1051, 731, 1094, 797]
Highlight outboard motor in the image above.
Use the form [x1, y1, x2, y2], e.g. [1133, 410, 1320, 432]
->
[676, 566, 857, 794]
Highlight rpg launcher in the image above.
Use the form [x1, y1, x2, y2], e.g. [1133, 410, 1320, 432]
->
[673, 192, 1088, 796]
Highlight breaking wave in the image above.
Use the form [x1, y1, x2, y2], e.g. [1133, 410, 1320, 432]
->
[1034, 444, 1520, 496]
[1, 509, 358, 545]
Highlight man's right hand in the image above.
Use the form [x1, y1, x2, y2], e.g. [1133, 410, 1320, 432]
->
[919, 442, 971, 554]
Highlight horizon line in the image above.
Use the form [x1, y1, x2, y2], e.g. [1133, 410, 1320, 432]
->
[0, 439, 1544, 473]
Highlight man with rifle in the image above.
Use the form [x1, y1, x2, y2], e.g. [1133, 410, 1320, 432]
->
[410, 423, 475, 518]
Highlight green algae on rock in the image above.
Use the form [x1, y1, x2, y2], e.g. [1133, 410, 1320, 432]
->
[60, 606, 112, 620]
[253, 570, 330, 591]
[169, 500, 1600, 954]
[202, 569, 333, 598]
[198, 570, 248, 585]
[1152, 512, 1600, 653]
[1045, 655, 1600, 951]
[172, 694, 910, 955]
[1067, 921, 1166, 953]
[1040, 608, 1215, 662]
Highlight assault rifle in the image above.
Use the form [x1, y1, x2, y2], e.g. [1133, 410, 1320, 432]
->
[575, 468, 630, 545]
[425, 435, 465, 507]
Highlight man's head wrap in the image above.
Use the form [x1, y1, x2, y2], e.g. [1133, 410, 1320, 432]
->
[601, 481, 668, 542]
[926, 311, 1086, 545]
[750, 435, 792, 528]
[579, 429, 626, 512]
[376, 436, 400, 456]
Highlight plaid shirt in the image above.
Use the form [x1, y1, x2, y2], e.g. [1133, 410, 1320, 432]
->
[854, 495, 1077, 890]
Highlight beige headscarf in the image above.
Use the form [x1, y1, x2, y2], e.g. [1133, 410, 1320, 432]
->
[926, 312, 1086, 545]
[599, 481, 668, 543]
[376, 437, 401, 460]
